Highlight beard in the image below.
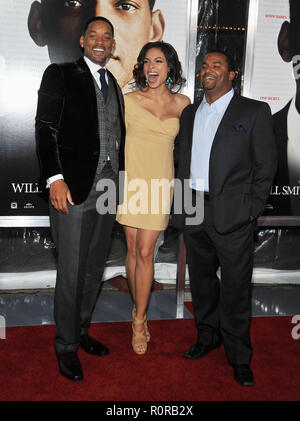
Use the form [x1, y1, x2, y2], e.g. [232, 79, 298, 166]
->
[201, 79, 217, 91]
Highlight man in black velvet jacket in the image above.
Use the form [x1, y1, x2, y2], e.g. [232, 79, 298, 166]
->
[35, 16, 125, 381]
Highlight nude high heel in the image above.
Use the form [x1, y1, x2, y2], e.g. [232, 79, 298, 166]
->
[132, 317, 147, 355]
[132, 305, 150, 342]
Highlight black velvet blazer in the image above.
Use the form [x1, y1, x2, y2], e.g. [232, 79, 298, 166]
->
[35, 56, 125, 204]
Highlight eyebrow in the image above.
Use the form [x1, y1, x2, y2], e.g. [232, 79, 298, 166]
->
[87, 30, 112, 36]
[145, 56, 164, 60]
[203, 60, 222, 65]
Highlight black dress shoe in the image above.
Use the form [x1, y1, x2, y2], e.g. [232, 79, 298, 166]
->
[233, 365, 254, 386]
[57, 351, 83, 381]
[80, 335, 109, 356]
[183, 341, 222, 359]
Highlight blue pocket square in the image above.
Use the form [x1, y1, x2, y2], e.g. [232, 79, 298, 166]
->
[232, 123, 246, 132]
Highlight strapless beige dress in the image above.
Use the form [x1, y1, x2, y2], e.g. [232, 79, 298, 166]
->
[116, 95, 179, 231]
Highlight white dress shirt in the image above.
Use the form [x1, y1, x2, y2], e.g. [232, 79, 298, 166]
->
[46, 56, 108, 188]
[190, 89, 234, 192]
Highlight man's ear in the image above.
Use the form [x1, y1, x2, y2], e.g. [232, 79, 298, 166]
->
[229, 70, 236, 82]
[27, 1, 46, 46]
[111, 39, 116, 54]
[149, 9, 165, 41]
[79, 34, 84, 49]
[278, 21, 293, 62]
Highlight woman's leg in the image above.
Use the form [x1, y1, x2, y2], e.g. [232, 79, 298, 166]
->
[124, 226, 138, 302]
[134, 229, 161, 323]
[124, 226, 161, 353]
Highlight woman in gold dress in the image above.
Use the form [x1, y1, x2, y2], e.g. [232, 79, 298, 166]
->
[116, 41, 190, 354]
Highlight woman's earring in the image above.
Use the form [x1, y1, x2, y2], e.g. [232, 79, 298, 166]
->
[166, 75, 173, 89]
[145, 77, 149, 87]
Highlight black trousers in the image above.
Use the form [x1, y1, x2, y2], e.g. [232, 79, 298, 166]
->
[49, 162, 118, 354]
[183, 199, 254, 366]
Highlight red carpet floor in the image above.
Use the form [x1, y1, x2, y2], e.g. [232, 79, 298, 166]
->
[0, 316, 300, 401]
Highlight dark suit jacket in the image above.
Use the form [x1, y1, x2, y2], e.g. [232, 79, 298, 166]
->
[35, 57, 125, 204]
[172, 93, 278, 234]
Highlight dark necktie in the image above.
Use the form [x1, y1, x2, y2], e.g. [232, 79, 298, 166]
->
[98, 68, 108, 104]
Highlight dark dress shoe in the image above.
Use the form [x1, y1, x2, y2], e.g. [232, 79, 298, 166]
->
[80, 335, 109, 356]
[233, 365, 254, 386]
[183, 341, 222, 359]
[57, 351, 83, 381]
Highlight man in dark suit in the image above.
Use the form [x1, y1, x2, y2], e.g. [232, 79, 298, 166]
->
[172, 51, 277, 386]
[35, 16, 125, 381]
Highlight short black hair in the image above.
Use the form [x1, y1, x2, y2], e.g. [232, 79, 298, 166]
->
[133, 41, 186, 92]
[204, 49, 236, 72]
[82, 16, 114, 37]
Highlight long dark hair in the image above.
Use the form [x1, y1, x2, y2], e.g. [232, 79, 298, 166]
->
[133, 41, 186, 92]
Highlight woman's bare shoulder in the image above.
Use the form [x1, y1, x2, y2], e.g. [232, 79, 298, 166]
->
[124, 90, 146, 103]
[176, 93, 191, 106]
[173, 93, 191, 114]
[124, 91, 138, 98]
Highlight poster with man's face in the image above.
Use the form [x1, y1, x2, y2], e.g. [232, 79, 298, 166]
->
[243, 0, 300, 216]
[0, 0, 196, 220]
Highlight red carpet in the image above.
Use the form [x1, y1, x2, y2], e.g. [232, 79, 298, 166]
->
[0, 316, 300, 401]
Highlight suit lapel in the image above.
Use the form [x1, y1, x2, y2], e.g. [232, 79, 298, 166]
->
[107, 69, 125, 125]
[207, 94, 242, 192]
[188, 102, 201, 148]
[179, 102, 200, 179]
[76, 57, 98, 124]
[211, 93, 241, 147]
[188, 94, 240, 151]
[76, 57, 125, 127]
